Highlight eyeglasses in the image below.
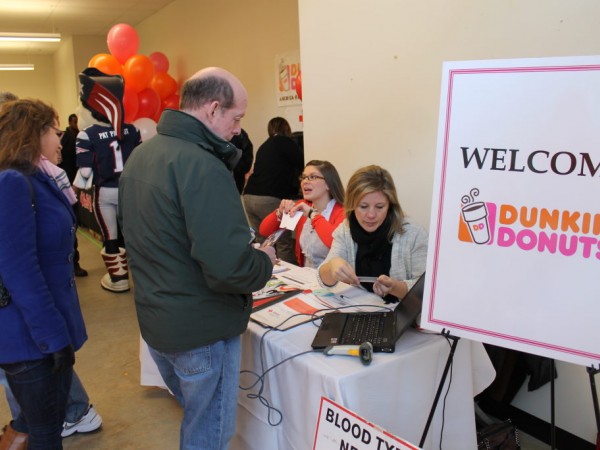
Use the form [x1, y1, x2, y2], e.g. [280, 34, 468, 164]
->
[299, 174, 325, 182]
[49, 125, 64, 139]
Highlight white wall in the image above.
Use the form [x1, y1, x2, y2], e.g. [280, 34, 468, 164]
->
[298, 0, 600, 443]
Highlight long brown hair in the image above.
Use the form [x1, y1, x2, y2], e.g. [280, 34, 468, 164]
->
[0, 99, 58, 173]
[303, 160, 345, 205]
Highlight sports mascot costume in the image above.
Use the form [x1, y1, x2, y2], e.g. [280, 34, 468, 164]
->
[75, 68, 141, 292]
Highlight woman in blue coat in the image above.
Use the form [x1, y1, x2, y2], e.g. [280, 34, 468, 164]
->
[0, 99, 87, 449]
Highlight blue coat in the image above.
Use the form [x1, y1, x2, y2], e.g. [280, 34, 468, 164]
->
[0, 169, 87, 364]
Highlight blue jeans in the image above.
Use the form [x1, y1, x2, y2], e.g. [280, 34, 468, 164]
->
[0, 369, 89, 423]
[0, 357, 72, 450]
[148, 336, 241, 450]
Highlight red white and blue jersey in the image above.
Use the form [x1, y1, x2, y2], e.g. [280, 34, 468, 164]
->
[76, 123, 141, 188]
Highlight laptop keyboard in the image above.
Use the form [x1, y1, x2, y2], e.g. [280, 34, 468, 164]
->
[341, 314, 386, 345]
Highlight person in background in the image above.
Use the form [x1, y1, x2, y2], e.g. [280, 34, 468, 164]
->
[231, 128, 253, 194]
[243, 117, 304, 264]
[0, 98, 87, 449]
[118, 67, 276, 450]
[75, 68, 142, 293]
[0, 95, 101, 447]
[58, 113, 88, 277]
[259, 160, 345, 268]
[317, 165, 427, 302]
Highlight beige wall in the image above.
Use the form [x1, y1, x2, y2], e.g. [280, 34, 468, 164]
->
[0, 55, 58, 112]
[297, 0, 600, 443]
[0, 35, 107, 127]
[136, 0, 300, 145]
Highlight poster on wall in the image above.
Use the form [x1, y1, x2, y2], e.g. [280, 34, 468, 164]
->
[423, 55, 600, 367]
[275, 50, 301, 106]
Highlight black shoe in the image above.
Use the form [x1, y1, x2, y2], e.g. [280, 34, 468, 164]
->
[74, 265, 88, 277]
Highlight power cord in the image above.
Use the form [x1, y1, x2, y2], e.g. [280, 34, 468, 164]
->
[239, 302, 393, 426]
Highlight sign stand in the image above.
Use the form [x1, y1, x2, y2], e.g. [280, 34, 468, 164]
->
[550, 359, 556, 449]
[587, 366, 600, 449]
[419, 329, 460, 448]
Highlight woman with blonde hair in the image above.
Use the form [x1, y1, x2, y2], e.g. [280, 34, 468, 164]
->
[318, 165, 427, 302]
[0, 99, 87, 449]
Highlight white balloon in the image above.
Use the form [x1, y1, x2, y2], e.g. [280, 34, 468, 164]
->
[133, 117, 157, 142]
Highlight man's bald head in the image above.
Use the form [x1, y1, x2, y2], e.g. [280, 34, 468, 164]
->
[179, 67, 248, 141]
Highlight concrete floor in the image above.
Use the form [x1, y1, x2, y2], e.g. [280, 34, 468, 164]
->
[0, 228, 551, 449]
[0, 229, 182, 449]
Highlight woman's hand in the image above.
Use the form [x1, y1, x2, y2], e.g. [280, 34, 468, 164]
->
[289, 202, 312, 218]
[373, 275, 407, 299]
[323, 257, 360, 286]
[277, 199, 296, 216]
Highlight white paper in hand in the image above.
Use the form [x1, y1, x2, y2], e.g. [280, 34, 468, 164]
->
[280, 210, 302, 230]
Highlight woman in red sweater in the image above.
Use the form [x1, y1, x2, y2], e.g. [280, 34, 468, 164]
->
[259, 160, 345, 267]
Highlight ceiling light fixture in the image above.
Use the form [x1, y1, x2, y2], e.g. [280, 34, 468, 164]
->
[0, 64, 35, 71]
[0, 32, 61, 43]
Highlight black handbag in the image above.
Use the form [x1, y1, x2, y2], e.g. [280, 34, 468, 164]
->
[477, 420, 521, 450]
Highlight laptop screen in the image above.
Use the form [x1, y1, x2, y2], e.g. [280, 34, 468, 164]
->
[392, 272, 425, 339]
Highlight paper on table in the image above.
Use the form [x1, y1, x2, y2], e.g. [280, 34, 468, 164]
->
[275, 266, 321, 290]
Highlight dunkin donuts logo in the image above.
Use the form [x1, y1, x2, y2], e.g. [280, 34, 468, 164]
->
[458, 187, 600, 259]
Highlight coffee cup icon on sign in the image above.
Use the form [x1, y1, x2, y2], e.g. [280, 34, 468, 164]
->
[461, 201, 490, 244]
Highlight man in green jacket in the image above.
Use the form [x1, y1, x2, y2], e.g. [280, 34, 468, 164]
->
[118, 67, 276, 450]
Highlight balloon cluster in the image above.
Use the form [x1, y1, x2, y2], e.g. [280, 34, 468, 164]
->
[88, 23, 180, 133]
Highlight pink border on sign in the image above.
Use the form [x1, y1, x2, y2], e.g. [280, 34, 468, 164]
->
[313, 397, 420, 450]
[427, 64, 600, 361]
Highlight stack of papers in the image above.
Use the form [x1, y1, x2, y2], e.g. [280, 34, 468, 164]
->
[250, 266, 385, 330]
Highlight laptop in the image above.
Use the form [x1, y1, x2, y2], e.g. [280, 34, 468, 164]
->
[311, 272, 425, 353]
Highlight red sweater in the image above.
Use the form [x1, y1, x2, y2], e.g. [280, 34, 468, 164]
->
[259, 200, 345, 266]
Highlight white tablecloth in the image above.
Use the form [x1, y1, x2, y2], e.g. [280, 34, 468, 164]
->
[231, 320, 495, 450]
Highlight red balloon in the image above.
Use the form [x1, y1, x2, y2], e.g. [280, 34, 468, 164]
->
[153, 105, 165, 123]
[162, 94, 180, 110]
[150, 72, 177, 100]
[295, 71, 302, 101]
[107, 23, 139, 64]
[88, 53, 123, 76]
[137, 88, 160, 119]
[123, 54, 155, 93]
[149, 52, 170, 73]
[123, 87, 139, 123]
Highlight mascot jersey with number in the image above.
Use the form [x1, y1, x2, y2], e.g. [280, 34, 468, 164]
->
[75, 67, 141, 293]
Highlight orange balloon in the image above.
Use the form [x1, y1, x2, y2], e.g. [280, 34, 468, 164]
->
[150, 72, 177, 100]
[123, 54, 155, 93]
[88, 53, 123, 76]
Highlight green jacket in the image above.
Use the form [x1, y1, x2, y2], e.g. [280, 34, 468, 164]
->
[118, 110, 273, 352]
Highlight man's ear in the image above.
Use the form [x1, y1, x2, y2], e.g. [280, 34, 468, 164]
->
[209, 101, 219, 118]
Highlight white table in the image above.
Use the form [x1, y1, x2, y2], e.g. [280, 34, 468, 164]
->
[231, 320, 495, 450]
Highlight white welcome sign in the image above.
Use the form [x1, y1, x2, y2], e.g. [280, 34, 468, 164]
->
[423, 55, 600, 367]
